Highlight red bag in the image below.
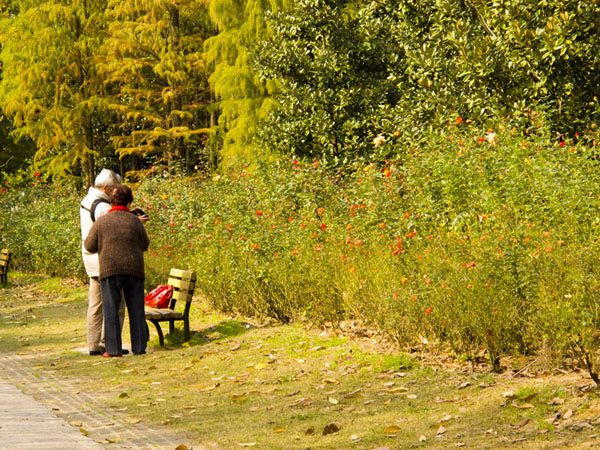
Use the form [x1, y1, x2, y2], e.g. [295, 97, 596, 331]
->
[145, 285, 173, 308]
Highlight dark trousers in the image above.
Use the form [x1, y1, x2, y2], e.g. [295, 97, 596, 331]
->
[100, 275, 148, 355]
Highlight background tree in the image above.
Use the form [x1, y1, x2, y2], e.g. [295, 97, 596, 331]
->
[385, 0, 600, 139]
[257, 0, 600, 164]
[99, 0, 215, 176]
[0, 0, 110, 186]
[203, 0, 291, 166]
[256, 0, 399, 162]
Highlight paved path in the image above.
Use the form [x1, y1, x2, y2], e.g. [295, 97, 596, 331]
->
[0, 377, 104, 449]
[0, 353, 198, 449]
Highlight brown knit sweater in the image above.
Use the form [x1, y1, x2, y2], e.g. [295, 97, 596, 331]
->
[84, 209, 150, 280]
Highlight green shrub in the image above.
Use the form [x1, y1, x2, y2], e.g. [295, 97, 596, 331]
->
[5, 125, 600, 378]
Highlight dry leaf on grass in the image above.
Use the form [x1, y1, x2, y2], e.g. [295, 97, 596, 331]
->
[323, 423, 340, 435]
[510, 418, 529, 429]
[124, 417, 141, 424]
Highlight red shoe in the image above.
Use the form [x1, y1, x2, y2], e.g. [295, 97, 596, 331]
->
[102, 352, 123, 358]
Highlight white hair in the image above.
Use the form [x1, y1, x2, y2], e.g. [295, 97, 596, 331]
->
[94, 169, 121, 188]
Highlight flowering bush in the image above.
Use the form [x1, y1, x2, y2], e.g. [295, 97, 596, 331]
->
[4, 124, 600, 376]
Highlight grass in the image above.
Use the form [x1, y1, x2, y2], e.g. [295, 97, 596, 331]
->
[2, 273, 600, 449]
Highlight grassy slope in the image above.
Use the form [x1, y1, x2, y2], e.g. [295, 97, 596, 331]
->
[1, 273, 600, 449]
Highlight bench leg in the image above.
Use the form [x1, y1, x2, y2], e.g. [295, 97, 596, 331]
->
[169, 320, 174, 335]
[149, 320, 165, 346]
[184, 318, 190, 342]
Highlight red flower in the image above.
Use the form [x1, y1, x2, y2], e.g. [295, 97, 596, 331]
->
[187, 224, 193, 229]
[455, 117, 463, 125]
[34, 172, 40, 177]
[560, 141, 565, 147]
[320, 224, 327, 231]
[425, 308, 433, 315]
[383, 168, 391, 178]
[256, 210, 263, 216]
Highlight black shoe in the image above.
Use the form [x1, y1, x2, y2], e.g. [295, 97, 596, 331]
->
[89, 350, 103, 356]
[122, 349, 130, 355]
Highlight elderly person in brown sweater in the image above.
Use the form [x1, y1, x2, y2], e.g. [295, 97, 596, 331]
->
[84, 185, 150, 357]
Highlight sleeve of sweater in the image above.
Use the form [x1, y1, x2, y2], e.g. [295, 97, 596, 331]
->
[84, 221, 99, 253]
[139, 222, 150, 251]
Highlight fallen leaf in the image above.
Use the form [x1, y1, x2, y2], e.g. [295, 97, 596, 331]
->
[79, 427, 88, 436]
[118, 392, 129, 398]
[563, 409, 574, 420]
[419, 435, 427, 442]
[436, 425, 446, 435]
[305, 427, 315, 435]
[69, 421, 82, 427]
[350, 434, 361, 442]
[457, 382, 471, 389]
[387, 387, 408, 393]
[231, 393, 247, 402]
[238, 443, 256, 447]
[274, 427, 287, 433]
[439, 415, 452, 423]
[196, 384, 219, 392]
[511, 401, 534, 409]
[384, 426, 401, 433]
[344, 389, 362, 399]
[510, 418, 529, 429]
[323, 423, 340, 435]
[328, 396, 339, 405]
[548, 397, 565, 406]
[230, 342, 242, 351]
[323, 378, 339, 385]
[105, 437, 123, 443]
[124, 417, 141, 424]
[175, 446, 189, 450]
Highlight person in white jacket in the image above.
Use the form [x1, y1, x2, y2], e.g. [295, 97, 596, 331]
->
[80, 169, 126, 355]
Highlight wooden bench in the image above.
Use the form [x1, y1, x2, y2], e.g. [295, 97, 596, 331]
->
[0, 249, 10, 286]
[145, 268, 196, 346]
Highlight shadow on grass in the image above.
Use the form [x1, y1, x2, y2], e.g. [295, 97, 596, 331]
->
[154, 319, 251, 349]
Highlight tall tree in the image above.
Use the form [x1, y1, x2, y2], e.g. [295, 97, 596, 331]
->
[256, 0, 399, 161]
[99, 0, 214, 176]
[0, 0, 110, 185]
[203, 0, 291, 166]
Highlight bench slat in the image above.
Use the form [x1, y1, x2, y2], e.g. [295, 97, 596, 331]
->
[169, 268, 196, 281]
[168, 279, 195, 291]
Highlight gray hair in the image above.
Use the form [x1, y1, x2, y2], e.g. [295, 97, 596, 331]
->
[94, 169, 122, 188]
